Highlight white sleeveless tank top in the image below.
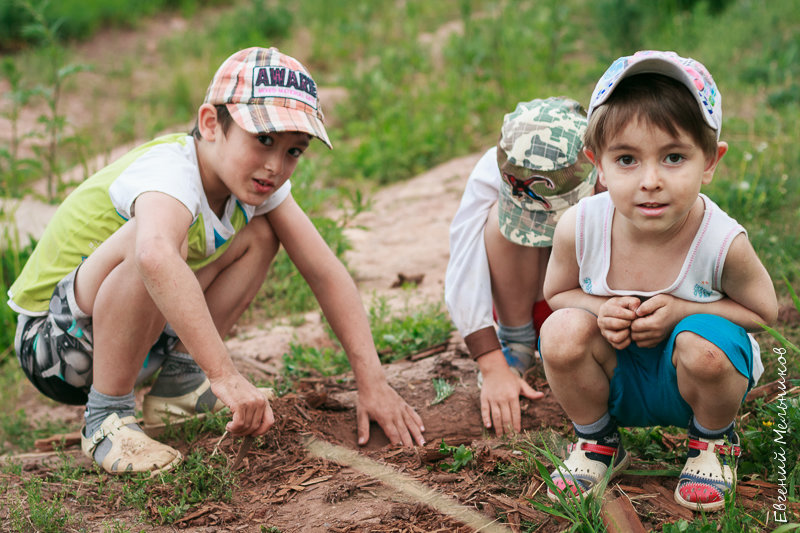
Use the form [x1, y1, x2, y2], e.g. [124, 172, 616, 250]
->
[576, 192, 744, 301]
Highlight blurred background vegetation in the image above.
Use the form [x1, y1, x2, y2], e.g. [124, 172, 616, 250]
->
[0, 3, 798, 528]
[1, 0, 798, 358]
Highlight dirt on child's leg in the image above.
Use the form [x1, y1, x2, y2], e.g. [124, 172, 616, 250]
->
[673, 331, 748, 430]
[539, 308, 617, 425]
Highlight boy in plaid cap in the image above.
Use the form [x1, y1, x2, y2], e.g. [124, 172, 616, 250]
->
[445, 97, 597, 436]
[540, 51, 777, 510]
[8, 47, 425, 476]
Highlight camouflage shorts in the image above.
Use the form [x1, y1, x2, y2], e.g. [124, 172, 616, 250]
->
[15, 267, 175, 405]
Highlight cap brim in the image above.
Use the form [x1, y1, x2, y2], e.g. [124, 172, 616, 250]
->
[226, 102, 332, 149]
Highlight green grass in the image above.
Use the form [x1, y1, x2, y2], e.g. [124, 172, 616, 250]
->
[7, 476, 71, 532]
[281, 296, 453, 381]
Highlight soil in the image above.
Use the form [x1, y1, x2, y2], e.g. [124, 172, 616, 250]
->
[1, 10, 797, 533]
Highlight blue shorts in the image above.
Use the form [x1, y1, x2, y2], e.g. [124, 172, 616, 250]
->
[540, 313, 755, 428]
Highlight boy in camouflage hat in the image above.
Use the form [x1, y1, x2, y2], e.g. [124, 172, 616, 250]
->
[445, 97, 597, 436]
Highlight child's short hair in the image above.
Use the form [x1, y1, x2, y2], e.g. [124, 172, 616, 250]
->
[496, 97, 597, 247]
[195, 47, 332, 148]
[586, 51, 721, 161]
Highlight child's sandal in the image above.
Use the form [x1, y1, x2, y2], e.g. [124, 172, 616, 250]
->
[674, 433, 740, 511]
[547, 438, 630, 501]
[81, 413, 182, 476]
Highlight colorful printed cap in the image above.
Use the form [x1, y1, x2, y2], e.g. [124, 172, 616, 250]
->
[497, 97, 596, 247]
[204, 47, 331, 148]
[588, 50, 721, 139]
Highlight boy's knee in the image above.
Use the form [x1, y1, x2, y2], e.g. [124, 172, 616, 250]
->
[674, 332, 734, 380]
[231, 216, 279, 262]
[539, 308, 597, 365]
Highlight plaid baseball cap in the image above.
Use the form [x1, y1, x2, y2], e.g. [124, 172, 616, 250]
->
[497, 97, 597, 247]
[204, 47, 332, 148]
[588, 50, 722, 140]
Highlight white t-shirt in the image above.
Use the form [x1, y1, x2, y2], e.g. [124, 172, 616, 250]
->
[8, 133, 290, 315]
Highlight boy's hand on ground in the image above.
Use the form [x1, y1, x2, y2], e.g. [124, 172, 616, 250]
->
[478, 351, 544, 437]
[356, 382, 426, 447]
[597, 296, 640, 349]
[210, 374, 275, 436]
[631, 294, 682, 347]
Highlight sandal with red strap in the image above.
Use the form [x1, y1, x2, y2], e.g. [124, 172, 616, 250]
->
[547, 437, 630, 501]
[674, 432, 741, 512]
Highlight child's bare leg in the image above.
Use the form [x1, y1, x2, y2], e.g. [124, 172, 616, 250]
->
[673, 331, 747, 510]
[145, 215, 278, 407]
[539, 308, 616, 424]
[183, 215, 277, 346]
[72, 220, 181, 472]
[540, 308, 628, 500]
[673, 331, 748, 430]
[484, 205, 547, 372]
[484, 205, 544, 326]
[74, 220, 167, 396]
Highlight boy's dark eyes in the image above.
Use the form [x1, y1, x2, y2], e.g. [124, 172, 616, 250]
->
[618, 155, 635, 166]
[256, 134, 274, 146]
[255, 134, 305, 157]
[665, 153, 684, 164]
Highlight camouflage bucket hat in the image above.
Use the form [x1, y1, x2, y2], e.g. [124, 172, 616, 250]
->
[497, 97, 597, 247]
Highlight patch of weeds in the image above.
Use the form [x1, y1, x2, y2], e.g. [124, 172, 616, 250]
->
[1, 230, 36, 357]
[8, 477, 71, 532]
[156, 409, 229, 445]
[121, 448, 236, 525]
[525, 444, 608, 533]
[282, 343, 350, 380]
[661, 486, 777, 532]
[0, 406, 73, 454]
[48, 448, 85, 484]
[99, 520, 145, 533]
[740, 392, 800, 487]
[438, 439, 474, 473]
[618, 425, 683, 464]
[430, 378, 455, 405]
[369, 297, 453, 363]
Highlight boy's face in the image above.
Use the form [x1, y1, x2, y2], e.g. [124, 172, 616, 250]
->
[586, 118, 725, 235]
[204, 111, 311, 207]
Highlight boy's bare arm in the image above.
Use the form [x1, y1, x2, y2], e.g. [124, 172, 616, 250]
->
[544, 206, 614, 314]
[718, 233, 778, 327]
[630, 234, 778, 346]
[267, 196, 426, 446]
[134, 192, 272, 436]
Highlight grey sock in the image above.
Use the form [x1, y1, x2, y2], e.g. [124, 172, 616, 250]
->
[688, 417, 735, 458]
[147, 350, 208, 398]
[497, 321, 537, 345]
[573, 412, 612, 436]
[84, 386, 141, 464]
[573, 413, 620, 466]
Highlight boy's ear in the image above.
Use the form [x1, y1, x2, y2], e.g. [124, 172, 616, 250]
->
[197, 103, 219, 141]
[702, 141, 728, 185]
[583, 147, 606, 188]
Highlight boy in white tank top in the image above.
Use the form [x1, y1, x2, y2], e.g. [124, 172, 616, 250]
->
[539, 51, 777, 511]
